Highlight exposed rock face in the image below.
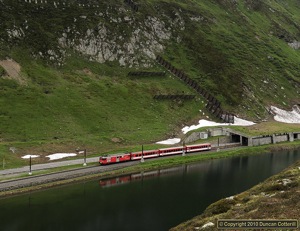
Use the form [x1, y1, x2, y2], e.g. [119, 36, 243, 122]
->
[58, 15, 176, 67]
[1, 0, 187, 67]
[288, 41, 300, 49]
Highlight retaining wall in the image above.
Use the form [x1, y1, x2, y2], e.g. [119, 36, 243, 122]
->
[252, 136, 272, 146]
[153, 94, 195, 100]
[251, 132, 299, 146]
[156, 55, 234, 123]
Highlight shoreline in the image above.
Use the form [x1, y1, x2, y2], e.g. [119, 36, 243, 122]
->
[170, 160, 300, 231]
[1, 141, 300, 198]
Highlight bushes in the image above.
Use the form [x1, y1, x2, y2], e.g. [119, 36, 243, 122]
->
[0, 66, 6, 76]
[204, 198, 236, 215]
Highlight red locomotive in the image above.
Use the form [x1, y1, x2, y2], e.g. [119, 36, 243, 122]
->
[99, 143, 211, 165]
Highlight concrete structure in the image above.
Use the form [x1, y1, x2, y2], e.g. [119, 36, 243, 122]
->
[208, 128, 228, 137]
[184, 132, 209, 143]
[184, 127, 300, 147]
[227, 130, 300, 147]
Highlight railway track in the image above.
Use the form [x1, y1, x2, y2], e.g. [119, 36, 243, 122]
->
[0, 161, 138, 192]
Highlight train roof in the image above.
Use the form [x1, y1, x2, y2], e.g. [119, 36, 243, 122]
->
[100, 153, 129, 158]
[186, 143, 211, 147]
[158, 146, 184, 151]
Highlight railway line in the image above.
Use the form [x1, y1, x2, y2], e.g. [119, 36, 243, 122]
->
[0, 143, 240, 193]
[0, 160, 138, 192]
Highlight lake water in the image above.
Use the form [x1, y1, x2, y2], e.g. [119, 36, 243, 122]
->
[0, 149, 300, 231]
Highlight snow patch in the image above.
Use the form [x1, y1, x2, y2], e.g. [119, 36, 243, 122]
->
[156, 138, 181, 145]
[156, 116, 255, 143]
[22, 155, 40, 159]
[270, 105, 300, 123]
[182, 116, 255, 134]
[201, 222, 215, 229]
[278, 178, 292, 186]
[46, 153, 77, 161]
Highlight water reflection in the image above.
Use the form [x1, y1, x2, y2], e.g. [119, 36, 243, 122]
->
[99, 165, 210, 188]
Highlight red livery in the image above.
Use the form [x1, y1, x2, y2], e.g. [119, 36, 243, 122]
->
[99, 143, 211, 165]
[99, 153, 131, 165]
[131, 149, 159, 160]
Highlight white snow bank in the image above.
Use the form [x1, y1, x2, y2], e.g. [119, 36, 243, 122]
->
[201, 222, 215, 229]
[182, 116, 255, 134]
[156, 116, 255, 144]
[22, 155, 40, 159]
[156, 138, 181, 145]
[46, 153, 77, 161]
[234, 117, 256, 126]
[271, 105, 300, 123]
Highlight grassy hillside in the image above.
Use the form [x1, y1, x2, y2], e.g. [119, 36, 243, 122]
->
[157, 0, 300, 117]
[0, 0, 300, 167]
[0, 51, 204, 166]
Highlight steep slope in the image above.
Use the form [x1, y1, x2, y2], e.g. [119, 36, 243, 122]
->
[0, 0, 300, 160]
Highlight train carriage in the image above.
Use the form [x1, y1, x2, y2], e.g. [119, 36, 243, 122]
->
[186, 143, 211, 153]
[99, 143, 212, 165]
[99, 153, 131, 165]
[158, 146, 184, 156]
[131, 150, 159, 160]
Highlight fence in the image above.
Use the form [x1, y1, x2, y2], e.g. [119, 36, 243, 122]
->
[128, 71, 166, 77]
[153, 94, 195, 100]
[156, 55, 234, 123]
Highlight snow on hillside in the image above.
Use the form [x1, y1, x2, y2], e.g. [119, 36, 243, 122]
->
[22, 155, 40, 159]
[156, 116, 255, 145]
[156, 138, 181, 145]
[181, 116, 255, 134]
[22, 153, 77, 160]
[46, 153, 77, 160]
[156, 106, 299, 145]
[271, 105, 300, 123]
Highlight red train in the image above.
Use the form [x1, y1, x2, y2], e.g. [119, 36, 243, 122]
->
[99, 143, 211, 165]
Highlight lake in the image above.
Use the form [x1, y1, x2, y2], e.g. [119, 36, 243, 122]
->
[0, 149, 300, 231]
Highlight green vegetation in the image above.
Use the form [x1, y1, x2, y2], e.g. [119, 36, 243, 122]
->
[0, 55, 204, 167]
[0, 66, 5, 76]
[230, 121, 300, 136]
[151, 0, 300, 118]
[0, 0, 300, 169]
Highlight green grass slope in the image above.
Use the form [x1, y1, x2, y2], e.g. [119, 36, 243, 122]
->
[0, 50, 204, 167]
[156, 0, 300, 118]
[0, 0, 300, 167]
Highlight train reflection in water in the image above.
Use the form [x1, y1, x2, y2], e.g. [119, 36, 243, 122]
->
[99, 162, 211, 188]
